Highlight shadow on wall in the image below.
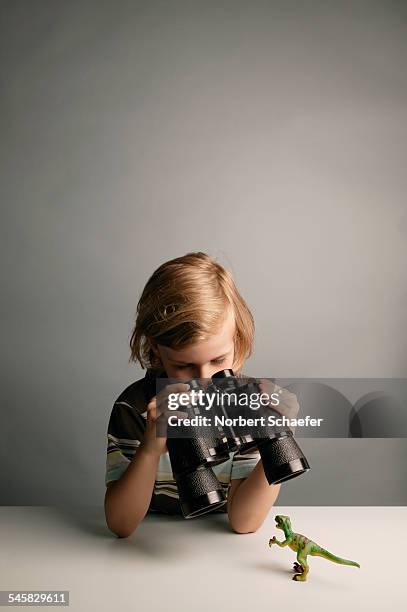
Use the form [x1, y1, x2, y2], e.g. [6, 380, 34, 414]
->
[285, 381, 407, 438]
[349, 393, 407, 438]
[286, 381, 354, 438]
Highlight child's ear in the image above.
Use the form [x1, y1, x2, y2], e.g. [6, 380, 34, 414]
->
[148, 338, 164, 371]
[149, 338, 160, 357]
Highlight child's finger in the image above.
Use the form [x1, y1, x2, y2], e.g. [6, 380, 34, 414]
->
[156, 383, 191, 412]
[157, 382, 190, 402]
[156, 408, 189, 424]
[146, 384, 190, 421]
[154, 409, 189, 439]
[258, 379, 299, 419]
[146, 397, 160, 421]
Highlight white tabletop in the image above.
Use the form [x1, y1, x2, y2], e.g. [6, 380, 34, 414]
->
[0, 506, 404, 611]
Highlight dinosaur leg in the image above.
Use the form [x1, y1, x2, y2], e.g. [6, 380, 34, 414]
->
[293, 553, 309, 582]
[293, 562, 304, 574]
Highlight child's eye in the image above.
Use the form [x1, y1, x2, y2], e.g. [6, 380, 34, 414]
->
[175, 358, 225, 370]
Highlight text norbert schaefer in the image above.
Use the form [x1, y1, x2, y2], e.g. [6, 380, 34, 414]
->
[167, 415, 324, 428]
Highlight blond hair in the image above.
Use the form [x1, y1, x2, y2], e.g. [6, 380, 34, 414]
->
[129, 251, 255, 373]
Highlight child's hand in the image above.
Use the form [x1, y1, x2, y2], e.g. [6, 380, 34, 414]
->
[140, 383, 191, 456]
[257, 379, 300, 434]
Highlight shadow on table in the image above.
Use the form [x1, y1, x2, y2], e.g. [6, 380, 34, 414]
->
[254, 561, 348, 589]
[48, 505, 234, 558]
[50, 506, 112, 539]
[116, 512, 235, 558]
[255, 560, 293, 577]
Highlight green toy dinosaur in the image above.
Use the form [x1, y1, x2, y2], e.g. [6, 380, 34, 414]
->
[268, 515, 360, 582]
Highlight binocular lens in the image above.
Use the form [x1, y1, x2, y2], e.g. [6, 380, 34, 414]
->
[176, 465, 227, 519]
[258, 434, 310, 484]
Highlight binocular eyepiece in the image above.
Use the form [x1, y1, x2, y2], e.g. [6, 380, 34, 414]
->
[164, 369, 310, 518]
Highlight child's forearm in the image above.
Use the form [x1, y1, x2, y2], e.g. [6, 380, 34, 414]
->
[104, 443, 161, 538]
[227, 462, 281, 534]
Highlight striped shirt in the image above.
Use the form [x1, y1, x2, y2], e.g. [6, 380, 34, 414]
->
[105, 369, 260, 515]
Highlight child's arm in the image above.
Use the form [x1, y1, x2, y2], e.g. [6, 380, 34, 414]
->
[104, 394, 165, 538]
[105, 383, 188, 537]
[104, 442, 161, 538]
[226, 464, 281, 534]
[225, 379, 299, 533]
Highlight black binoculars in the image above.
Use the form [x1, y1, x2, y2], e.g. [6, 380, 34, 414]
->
[161, 369, 310, 518]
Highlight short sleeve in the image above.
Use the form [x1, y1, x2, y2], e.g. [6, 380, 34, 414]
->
[105, 400, 147, 487]
[230, 448, 261, 480]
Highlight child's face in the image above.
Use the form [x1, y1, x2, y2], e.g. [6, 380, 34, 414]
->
[153, 308, 236, 380]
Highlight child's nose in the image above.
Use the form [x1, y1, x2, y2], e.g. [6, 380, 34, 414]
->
[195, 366, 212, 382]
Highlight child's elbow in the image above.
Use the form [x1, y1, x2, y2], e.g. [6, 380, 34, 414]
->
[116, 529, 134, 539]
[229, 519, 262, 534]
[232, 526, 260, 535]
[105, 504, 141, 538]
[106, 520, 138, 539]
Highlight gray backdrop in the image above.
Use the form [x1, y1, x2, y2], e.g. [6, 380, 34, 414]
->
[1, 0, 406, 506]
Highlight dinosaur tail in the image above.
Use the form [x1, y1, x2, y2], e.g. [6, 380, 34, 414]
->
[314, 548, 360, 568]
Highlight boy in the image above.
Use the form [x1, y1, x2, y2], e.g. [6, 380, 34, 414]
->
[105, 252, 296, 537]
